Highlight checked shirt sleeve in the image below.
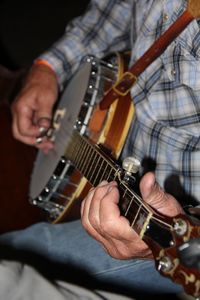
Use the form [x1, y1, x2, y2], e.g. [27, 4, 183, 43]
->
[38, 0, 133, 89]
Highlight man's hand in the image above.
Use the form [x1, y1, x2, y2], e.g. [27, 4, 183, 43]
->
[11, 63, 58, 153]
[81, 172, 184, 260]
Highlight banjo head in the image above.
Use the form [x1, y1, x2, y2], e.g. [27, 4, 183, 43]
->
[30, 61, 92, 201]
[29, 54, 119, 221]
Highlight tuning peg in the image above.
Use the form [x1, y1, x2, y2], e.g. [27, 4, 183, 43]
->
[173, 218, 188, 236]
[122, 156, 140, 175]
[178, 238, 200, 271]
[158, 256, 173, 273]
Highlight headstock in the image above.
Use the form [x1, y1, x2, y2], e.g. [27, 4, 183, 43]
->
[150, 214, 200, 298]
[118, 168, 200, 297]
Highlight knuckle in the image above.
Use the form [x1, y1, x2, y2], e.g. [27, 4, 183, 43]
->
[100, 220, 114, 235]
[81, 216, 90, 230]
[19, 127, 28, 135]
[89, 214, 98, 226]
[81, 218, 87, 229]
[94, 185, 107, 199]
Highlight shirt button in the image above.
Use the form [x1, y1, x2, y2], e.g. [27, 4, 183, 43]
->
[163, 13, 169, 21]
[171, 69, 176, 76]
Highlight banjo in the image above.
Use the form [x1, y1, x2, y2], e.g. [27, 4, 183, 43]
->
[29, 52, 200, 297]
[29, 52, 134, 223]
[29, 0, 200, 223]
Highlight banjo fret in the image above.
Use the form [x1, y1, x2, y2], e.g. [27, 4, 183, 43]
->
[66, 131, 118, 187]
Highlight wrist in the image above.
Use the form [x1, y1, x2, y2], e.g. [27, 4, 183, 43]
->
[33, 59, 55, 73]
[31, 59, 58, 85]
[23, 60, 58, 97]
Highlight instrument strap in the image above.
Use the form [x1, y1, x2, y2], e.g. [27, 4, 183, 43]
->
[99, 10, 194, 110]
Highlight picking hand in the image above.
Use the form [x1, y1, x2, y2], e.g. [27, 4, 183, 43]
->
[11, 63, 58, 153]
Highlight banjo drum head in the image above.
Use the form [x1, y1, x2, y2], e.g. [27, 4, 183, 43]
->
[29, 61, 92, 200]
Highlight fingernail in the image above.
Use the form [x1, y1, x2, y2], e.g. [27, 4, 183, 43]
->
[108, 184, 114, 193]
[99, 181, 108, 186]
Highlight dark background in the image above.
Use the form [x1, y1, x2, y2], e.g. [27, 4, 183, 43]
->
[0, 0, 89, 69]
[0, 0, 90, 233]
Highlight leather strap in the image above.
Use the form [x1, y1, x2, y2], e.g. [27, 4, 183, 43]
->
[100, 10, 194, 110]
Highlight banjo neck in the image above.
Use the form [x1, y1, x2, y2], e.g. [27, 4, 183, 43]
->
[66, 130, 173, 244]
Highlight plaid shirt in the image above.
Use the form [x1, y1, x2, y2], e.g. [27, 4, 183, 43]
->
[40, 0, 200, 205]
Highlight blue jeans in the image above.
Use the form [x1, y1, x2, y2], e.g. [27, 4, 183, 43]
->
[0, 220, 182, 298]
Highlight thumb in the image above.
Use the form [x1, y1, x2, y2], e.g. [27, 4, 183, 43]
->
[36, 100, 54, 130]
[37, 116, 52, 131]
[139, 172, 156, 201]
[139, 172, 183, 216]
[139, 172, 166, 210]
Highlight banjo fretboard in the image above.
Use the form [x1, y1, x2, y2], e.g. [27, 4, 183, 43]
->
[66, 130, 173, 242]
